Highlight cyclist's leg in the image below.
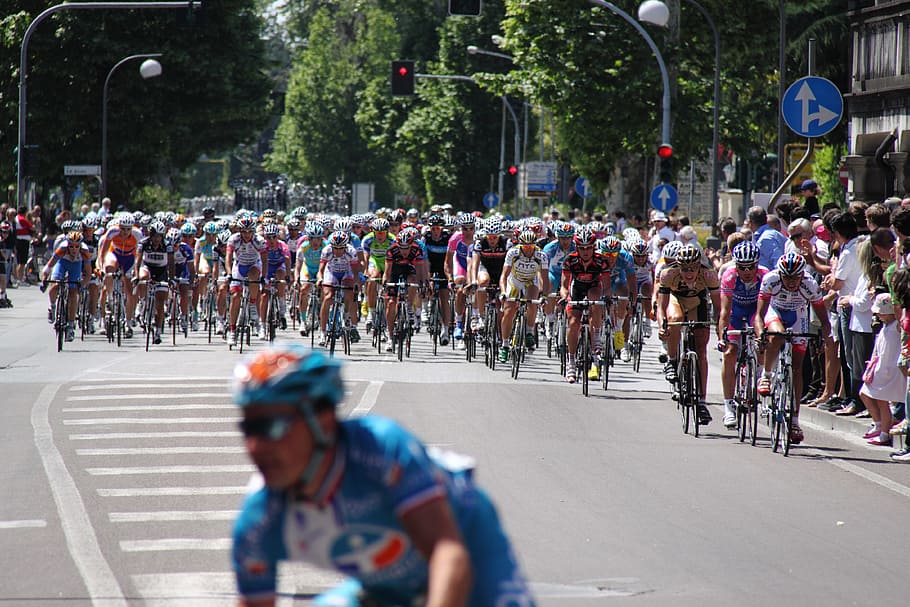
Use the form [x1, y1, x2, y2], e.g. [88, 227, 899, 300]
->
[313, 578, 364, 607]
[663, 296, 684, 381]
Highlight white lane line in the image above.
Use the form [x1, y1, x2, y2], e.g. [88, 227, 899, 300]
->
[349, 380, 383, 417]
[87, 464, 255, 476]
[110, 510, 238, 523]
[64, 405, 235, 413]
[76, 376, 227, 383]
[806, 447, 910, 498]
[0, 519, 47, 529]
[69, 383, 228, 391]
[32, 384, 127, 607]
[66, 393, 229, 401]
[99, 486, 248, 497]
[77, 446, 245, 456]
[70, 431, 241, 440]
[121, 538, 232, 552]
[64, 417, 240, 426]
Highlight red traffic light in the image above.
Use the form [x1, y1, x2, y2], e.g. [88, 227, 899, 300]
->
[507, 165, 518, 176]
[398, 66, 409, 77]
[657, 144, 673, 159]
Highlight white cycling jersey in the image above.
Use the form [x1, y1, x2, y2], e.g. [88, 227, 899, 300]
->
[504, 246, 548, 283]
[320, 243, 358, 276]
[227, 233, 266, 266]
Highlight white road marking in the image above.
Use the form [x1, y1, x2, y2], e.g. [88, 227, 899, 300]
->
[76, 376, 227, 383]
[70, 431, 241, 440]
[0, 519, 47, 529]
[64, 417, 240, 425]
[109, 510, 237, 523]
[77, 446, 245, 456]
[121, 538, 233, 552]
[66, 393, 229, 401]
[87, 464, 255, 476]
[32, 384, 127, 606]
[349, 380, 383, 417]
[64, 404, 235, 412]
[806, 447, 910, 498]
[70, 383, 228, 391]
[99, 486, 248, 497]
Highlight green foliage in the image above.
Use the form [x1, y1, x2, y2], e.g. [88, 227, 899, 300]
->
[130, 183, 179, 215]
[0, 1, 271, 202]
[814, 142, 847, 207]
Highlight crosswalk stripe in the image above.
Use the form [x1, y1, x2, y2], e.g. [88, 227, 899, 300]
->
[78, 447, 245, 456]
[110, 510, 237, 523]
[64, 417, 240, 425]
[64, 405, 236, 413]
[70, 383, 229, 391]
[87, 465, 255, 476]
[121, 538, 232, 552]
[99, 486, 248, 497]
[70, 432, 242, 440]
[66, 393, 230, 401]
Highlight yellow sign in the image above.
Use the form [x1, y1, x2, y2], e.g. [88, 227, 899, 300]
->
[784, 143, 823, 189]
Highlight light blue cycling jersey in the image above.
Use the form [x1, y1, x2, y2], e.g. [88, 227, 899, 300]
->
[543, 239, 574, 287]
[610, 249, 636, 286]
[297, 238, 324, 279]
[232, 416, 535, 607]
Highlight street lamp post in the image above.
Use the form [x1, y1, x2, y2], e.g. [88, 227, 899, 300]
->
[101, 54, 162, 198]
[16, 2, 191, 208]
[639, 0, 720, 233]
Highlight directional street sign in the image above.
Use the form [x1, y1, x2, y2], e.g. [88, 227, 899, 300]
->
[523, 161, 558, 198]
[650, 184, 678, 213]
[574, 177, 592, 198]
[781, 76, 843, 138]
[483, 192, 499, 209]
[64, 165, 101, 176]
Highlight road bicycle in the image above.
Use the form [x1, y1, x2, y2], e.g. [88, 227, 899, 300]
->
[300, 279, 320, 347]
[666, 319, 714, 437]
[566, 299, 605, 397]
[627, 291, 646, 373]
[463, 289, 477, 363]
[228, 278, 260, 353]
[760, 330, 817, 456]
[287, 278, 300, 332]
[263, 276, 284, 344]
[323, 283, 354, 358]
[479, 286, 501, 370]
[385, 281, 417, 362]
[134, 278, 165, 352]
[104, 270, 126, 347]
[42, 278, 76, 351]
[426, 277, 448, 355]
[725, 326, 760, 445]
[368, 278, 387, 354]
[504, 295, 545, 380]
[76, 285, 92, 341]
[201, 276, 218, 344]
[597, 297, 619, 391]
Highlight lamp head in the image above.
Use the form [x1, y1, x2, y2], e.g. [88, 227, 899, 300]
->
[139, 58, 162, 80]
[638, 0, 670, 27]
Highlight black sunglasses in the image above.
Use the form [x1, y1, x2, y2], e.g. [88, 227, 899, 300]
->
[238, 416, 297, 441]
[735, 263, 757, 270]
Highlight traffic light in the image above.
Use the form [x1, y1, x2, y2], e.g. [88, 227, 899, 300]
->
[20, 144, 38, 177]
[391, 60, 415, 96]
[507, 165, 518, 177]
[449, 0, 482, 16]
[657, 144, 673, 184]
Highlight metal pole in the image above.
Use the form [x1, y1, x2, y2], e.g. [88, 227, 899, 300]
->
[499, 99, 506, 205]
[588, 0, 672, 146]
[102, 53, 162, 198]
[500, 99, 521, 217]
[17, 1, 191, 207]
[776, 0, 787, 191]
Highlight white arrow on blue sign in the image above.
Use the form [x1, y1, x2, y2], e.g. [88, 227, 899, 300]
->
[483, 192, 500, 209]
[574, 177, 592, 198]
[781, 76, 843, 138]
[650, 184, 678, 213]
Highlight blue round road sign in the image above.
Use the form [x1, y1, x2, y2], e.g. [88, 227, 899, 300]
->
[574, 177, 592, 198]
[781, 76, 843, 138]
[483, 192, 499, 209]
[650, 184, 678, 213]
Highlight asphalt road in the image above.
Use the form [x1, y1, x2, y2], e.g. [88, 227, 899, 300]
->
[1, 283, 908, 606]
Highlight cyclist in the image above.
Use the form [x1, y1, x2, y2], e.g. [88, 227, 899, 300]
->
[542, 222, 575, 338]
[754, 251, 834, 444]
[96, 213, 143, 338]
[133, 221, 175, 346]
[600, 235, 637, 363]
[40, 230, 91, 342]
[231, 345, 537, 607]
[382, 227, 425, 352]
[0, 222, 12, 308]
[656, 243, 720, 425]
[360, 217, 394, 334]
[195, 221, 221, 332]
[716, 241, 767, 428]
[213, 230, 232, 335]
[295, 222, 325, 336]
[628, 239, 654, 338]
[170, 226, 197, 334]
[260, 223, 291, 338]
[316, 231, 362, 347]
[226, 216, 268, 347]
[560, 227, 611, 383]
[422, 214, 454, 346]
[467, 219, 509, 332]
[447, 215, 476, 344]
[81, 216, 102, 333]
[499, 229, 550, 362]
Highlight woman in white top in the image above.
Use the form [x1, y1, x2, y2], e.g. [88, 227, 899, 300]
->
[859, 293, 904, 446]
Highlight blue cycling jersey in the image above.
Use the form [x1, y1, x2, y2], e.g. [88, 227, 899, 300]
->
[609, 249, 636, 285]
[543, 240, 574, 284]
[232, 416, 535, 607]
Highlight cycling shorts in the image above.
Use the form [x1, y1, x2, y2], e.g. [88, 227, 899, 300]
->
[726, 311, 757, 345]
[763, 305, 810, 353]
[567, 281, 601, 311]
[505, 273, 538, 299]
[51, 259, 83, 286]
[230, 263, 260, 293]
[477, 263, 502, 285]
[107, 251, 136, 275]
[668, 293, 710, 324]
[323, 268, 353, 286]
[266, 262, 286, 280]
[367, 256, 386, 275]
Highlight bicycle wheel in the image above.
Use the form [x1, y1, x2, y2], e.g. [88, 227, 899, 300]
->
[781, 367, 794, 456]
[428, 297, 439, 355]
[580, 326, 590, 397]
[770, 392, 781, 453]
[170, 293, 178, 346]
[308, 294, 319, 348]
[55, 292, 66, 352]
[328, 303, 339, 357]
[115, 293, 123, 348]
[145, 301, 154, 352]
[511, 313, 525, 380]
[679, 358, 691, 434]
[747, 359, 759, 446]
[206, 290, 216, 344]
[631, 310, 643, 373]
[396, 307, 406, 362]
[689, 353, 701, 438]
[268, 294, 278, 343]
